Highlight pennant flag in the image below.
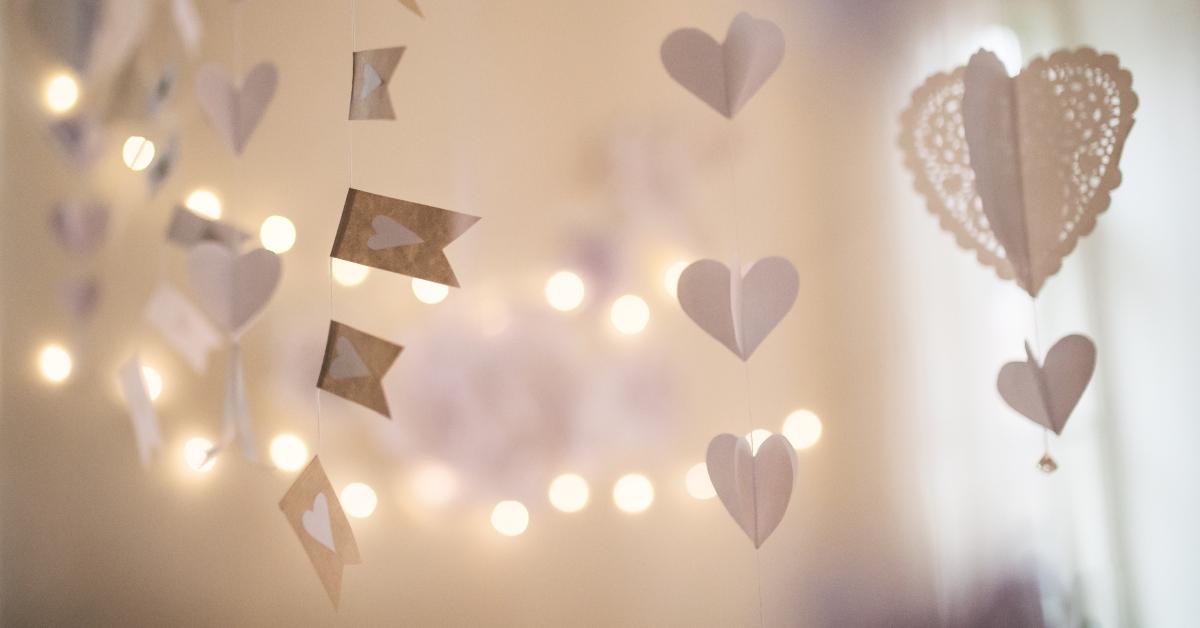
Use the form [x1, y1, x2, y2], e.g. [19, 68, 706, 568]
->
[279, 457, 361, 607]
[317, 321, 403, 418]
[349, 47, 405, 120]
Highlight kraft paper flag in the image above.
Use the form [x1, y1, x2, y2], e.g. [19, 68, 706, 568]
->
[350, 47, 405, 120]
[331, 188, 480, 287]
[997, 334, 1096, 435]
[49, 200, 109, 256]
[144, 282, 221, 374]
[48, 116, 104, 168]
[899, 48, 1137, 297]
[661, 13, 785, 118]
[279, 457, 361, 607]
[117, 355, 162, 469]
[30, 0, 148, 78]
[147, 135, 180, 194]
[317, 321, 403, 418]
[676, 257, 798, 361]
[61, 275, 101, 322]
[196, 62, 278, 155]
[186, 243, 281, 338]
[166, 205, 250, 250]
[397, 0, 423, 18]
[706, 433, 796, 548]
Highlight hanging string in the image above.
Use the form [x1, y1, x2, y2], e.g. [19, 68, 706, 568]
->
[1028, 297, 1052, 459]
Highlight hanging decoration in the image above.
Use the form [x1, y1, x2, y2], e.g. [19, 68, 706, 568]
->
[165, 205, 251, 249]
[706, 433, 797, 548]
[997, 334, 1097, 437]
[117, 355, 163, 469]
[316, 321, 403, 419]
[676, 257, 798, 361]
[278, 457, 361, 607]
[195, 62, 279, 155]
[144, 283, 222, 375]
[349, 47, 405, 120]
[396, 0, 423, 19]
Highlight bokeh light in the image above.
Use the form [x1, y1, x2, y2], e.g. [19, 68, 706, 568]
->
[491, 500, 529, 536]
[259, 215, 296, 253]
[45, 73, 80, 113]
[122, 136, 155, 171]
[548, 473, 590, 513]
[410, 463, 458, 507]
[183, 437, 216, 473]
[184, 189, 222, 220]
[610, 295, 649, 335]
[685, 462, 716, 500]
[412, 278, 449, 304]
[613, 473, 654, 513]
[140, 365, 163, 401]
[745, 428, 773, 454]
[544, 271, 585, 312]
[269, 434, 309, 471]
[37, 344, 72, 383]
[331, 259, 370, 287]
[664, 261, 689, 299]
[341, 483, 378, 519]
[782, 409, 823, 450]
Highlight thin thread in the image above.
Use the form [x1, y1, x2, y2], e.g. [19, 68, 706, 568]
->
[1029, 298, 1051, 457]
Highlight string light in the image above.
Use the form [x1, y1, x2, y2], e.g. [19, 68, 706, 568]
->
[259, 215, 296, 253]
[140, 365, 163, 401]
[37, 344, 72, 383]
[745, 428, 772, 454]
[45, 73, 80, 113]
[664, 261, 689, 299]
[340, 483, 378, 519]
[122, 136, 156, 171]
[183, 437, 216, 472]
[685, 463, 716, 500]
[544, 271, 585, 312]
[547, 474, 589, 513]
[411, 278, 449, 304]
[612, 473, 654, 513]
[610, 295, 649, 335]
[184, 189, 222, 220]
[331, 259, 369, 286]
[490, 500, 529, 536]
[782, 409, 823, 449]
[410, 463, 458, 507]
[269, 434, 309, 471]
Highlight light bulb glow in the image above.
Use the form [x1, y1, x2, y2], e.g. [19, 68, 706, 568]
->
[259, 215, 296, 253]
[410, 463, 458, 507]
[545, 271, 585, 312]
[184, 437, 216, 472]
[610, 295, 650, 335]
[782, 409, 823, 450]
[491, 500, 529, 536]
[613, 473, 654, 513]
[745, 429, 773, 454]
[38, 344, 73, 383]
[269, 434, 309, 471]
[685, 463, 716, 500]
[412, 278, 449, 304]
[122, 136, 156, 171]
[45, 73, 80, 113]
[184, 189, 222, 220]
[548, 473, 590, 513]
[140, 365, 163, 401]
[664, 261, 689, 299]
[331, 259, 369, 286]
[341, 483, 378, 519]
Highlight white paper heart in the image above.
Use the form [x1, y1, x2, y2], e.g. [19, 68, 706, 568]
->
[660, 12, 785, 118]
[186, 243, 281, 337]
[677, 257, 798, 361]
[366, 214, 424, 250]
[997, 334, 1096, 435]
[302, 493, 337, 552]
[706, 433, 796, 548]
[328, 336, 371, 380]
[195, 62, 278, 155]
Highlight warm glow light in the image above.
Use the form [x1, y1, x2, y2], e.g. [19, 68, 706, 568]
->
[269, 434, 309, 471]
[140, 365, 163, 401]
[331, 259, 369, 287]
[664, 261, 689, 299]
[184, 437, 216, 472]
[544, 271, 585, 312]
[613, 473, 654, 513]
[412, 278, 449, 304]
[782, 409, 823, 450]
[610, 295, 649, 335]
[491, 500, 529, 536]
[548, 473, 590, 513]
[122, 136, 156, 171]
[685, 462, 716, 500]
[38, 344, 73, 383]
[45, 73, 80, 113]
[341, 483, 378, 519]
[185, 189, 222, 220]
[259, 215, 296, 253]
[745, 429, 773, 454]
[410, 463, 458, 507]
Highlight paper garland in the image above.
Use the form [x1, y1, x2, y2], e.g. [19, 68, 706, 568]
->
[997, 334, 1096, 436]
[144, 283, 222, 374]
[316, 322, 403, 418]
[676, 257, 798, 361]
[279, 457, 361, 607]
[117, 355, 163, 469]
[166, 205, 252, 250]
[350, 47, 406, 120]
[195, 62, 279, 155]
[706, 433, 796, 548]
[661, 13, 785, 119]
[186, 243, 281, 338]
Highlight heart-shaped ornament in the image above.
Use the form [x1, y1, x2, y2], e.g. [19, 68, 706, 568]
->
[661, 12, 785, 118]
[706, 433, 796, 548]
[302, 492, 337, 552]
[187, 243, 281, 337]
[997, 334, 1096, 435]
[899, 48, 1137, 297]
[366, 215, 424, 250]
[677, 257, 798, 361]
[195, 62, 278, 155]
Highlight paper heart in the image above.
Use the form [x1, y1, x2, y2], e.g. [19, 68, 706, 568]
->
[366, 215, 424, 250]
[677, 257, 798, 361]
[30, 0, 148, 78]
[661, 12, 785, 118]
[328, 336, 371, 380]
[187, 243, 281, 337]
[302, 493, 337, 552]
[998, 334, 1096, 435]
[706, 433, 796, 548]
[50, 200, 109, 256]
[195, 62, 278, 155]
[899, 48, 1137, 297]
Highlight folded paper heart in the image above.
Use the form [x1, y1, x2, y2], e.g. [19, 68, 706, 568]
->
[899, 48, 1137, 297]
[660, 12, 785, 118]
[302, 493, 337, 552]
[186, 243, 281, 338]
[706, 433, 796, 548]
[997, 334, 1096, 435]
[196, 62, 278, 155]
[676, 257, 798, 361]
